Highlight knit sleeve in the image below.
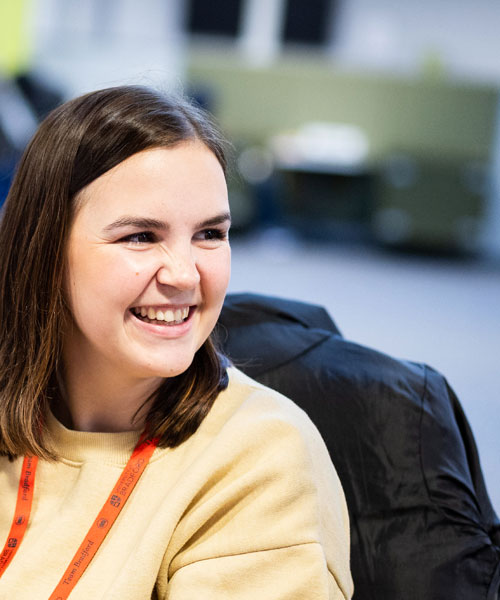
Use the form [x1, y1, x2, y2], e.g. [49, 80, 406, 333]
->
[157, 386, 353, 600]
[165, 544, 348, 599]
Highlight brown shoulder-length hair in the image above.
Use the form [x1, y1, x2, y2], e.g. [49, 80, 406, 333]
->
[0, 85, 230, 459]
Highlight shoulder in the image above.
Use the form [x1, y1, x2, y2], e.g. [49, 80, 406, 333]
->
[196, 367, 350, 549]
[202, 366, 328, 459]
[221, 365, 318, 426]
[163, 368, 353, 597]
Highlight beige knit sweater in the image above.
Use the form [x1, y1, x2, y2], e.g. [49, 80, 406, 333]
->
[0, 368, 353, 599]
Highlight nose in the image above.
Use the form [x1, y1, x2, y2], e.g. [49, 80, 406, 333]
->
[155, 246, 200, 290]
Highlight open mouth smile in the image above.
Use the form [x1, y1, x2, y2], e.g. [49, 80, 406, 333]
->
[130, 306, 192, 326]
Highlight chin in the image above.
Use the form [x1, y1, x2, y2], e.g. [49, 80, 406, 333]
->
[142, 353, 198, 380]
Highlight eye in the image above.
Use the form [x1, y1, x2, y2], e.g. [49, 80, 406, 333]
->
[196, 228, 229, 242]
[119, 231, 156, 244]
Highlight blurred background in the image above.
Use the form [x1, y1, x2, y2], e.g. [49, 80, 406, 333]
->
[1, 0, 499, 508]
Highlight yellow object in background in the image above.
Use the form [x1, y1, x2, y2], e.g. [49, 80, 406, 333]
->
[0, 0, 33, 76]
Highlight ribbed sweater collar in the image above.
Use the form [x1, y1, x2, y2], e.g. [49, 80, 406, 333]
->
[46, 410, 142, 466]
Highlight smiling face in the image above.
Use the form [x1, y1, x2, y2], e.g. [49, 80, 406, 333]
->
[63, 141, 231, 392]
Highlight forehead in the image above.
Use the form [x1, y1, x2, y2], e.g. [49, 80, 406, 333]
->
[73, 141, 228, 223]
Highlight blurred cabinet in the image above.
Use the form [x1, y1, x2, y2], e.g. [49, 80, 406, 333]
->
[373, 154, 487, 252]
[265, 157, 487, 253]
[276, 163, 374, 240]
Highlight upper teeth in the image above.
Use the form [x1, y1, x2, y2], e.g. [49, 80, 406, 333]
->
[133, 307, 189, 322]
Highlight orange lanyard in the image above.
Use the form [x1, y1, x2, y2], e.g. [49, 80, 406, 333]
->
[0, 433, 158, 599]
[0, 455, 39, 575]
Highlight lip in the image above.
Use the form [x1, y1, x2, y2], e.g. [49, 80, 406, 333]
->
[128, 305, 197, 338]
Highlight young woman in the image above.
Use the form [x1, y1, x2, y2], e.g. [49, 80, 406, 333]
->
[0, 86, 352, 599]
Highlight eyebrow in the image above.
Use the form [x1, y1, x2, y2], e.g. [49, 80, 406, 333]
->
[103, 211, 231, 233]
[103, 217, 164, 232]
[196, 212, 232, 229]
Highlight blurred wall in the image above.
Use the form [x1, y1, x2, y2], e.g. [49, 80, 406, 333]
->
[333, 0, 500, 83]
[187, 55, 497, 163]
[0, 1, 33, 76]
[31, 0, 186, 98]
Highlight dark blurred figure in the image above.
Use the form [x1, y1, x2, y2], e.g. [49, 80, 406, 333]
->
[0, 73, 63, 207]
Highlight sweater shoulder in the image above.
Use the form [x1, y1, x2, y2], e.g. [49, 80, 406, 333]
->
[206, 366, 320, 442]
[188, 366, 337, 493]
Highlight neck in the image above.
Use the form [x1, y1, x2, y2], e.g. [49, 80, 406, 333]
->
[58, 359, 163, 434]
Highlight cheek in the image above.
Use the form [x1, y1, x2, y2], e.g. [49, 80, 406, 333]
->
[200, 248, 231, 302]
[67, 250, 152, 317]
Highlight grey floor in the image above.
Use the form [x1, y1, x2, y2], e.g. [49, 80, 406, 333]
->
[229, 231, 500, 512]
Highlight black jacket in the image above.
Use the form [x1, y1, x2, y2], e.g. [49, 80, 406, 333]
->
[218, 293, 500, 600]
